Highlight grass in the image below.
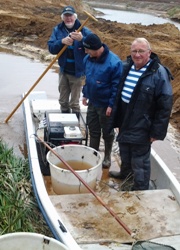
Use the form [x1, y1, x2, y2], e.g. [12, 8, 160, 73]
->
[0, 139, 52, 236]
[168, 7, 180, 18]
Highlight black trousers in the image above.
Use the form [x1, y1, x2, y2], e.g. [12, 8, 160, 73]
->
[118, 142, 151, 190]
[87, 103, 114, 140]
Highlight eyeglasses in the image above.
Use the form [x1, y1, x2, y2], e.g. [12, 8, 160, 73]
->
[131, 49, 150, 55]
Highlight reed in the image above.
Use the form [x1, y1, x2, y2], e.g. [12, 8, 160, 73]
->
[0, 139, 52, 236]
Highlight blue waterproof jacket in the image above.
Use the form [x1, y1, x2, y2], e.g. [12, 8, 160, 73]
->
[48, 19, 91, 77]
[109, 52, 173, 144]
[82, 44, 123, 108]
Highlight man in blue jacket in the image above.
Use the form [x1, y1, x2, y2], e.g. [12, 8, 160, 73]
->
[48, 6, 91, 116]
[82, 33, 123, 168]
[108, 37, 173, 190]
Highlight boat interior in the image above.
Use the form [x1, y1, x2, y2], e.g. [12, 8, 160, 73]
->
[23, 91, 180, 248]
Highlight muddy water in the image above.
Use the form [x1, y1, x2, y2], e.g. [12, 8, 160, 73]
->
[56, 160, 93, 170]
[95, 8, 180, 30]
[0, 50, 59, 157]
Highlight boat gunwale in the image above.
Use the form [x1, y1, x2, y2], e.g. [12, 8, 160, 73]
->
[22, 91, 82, 250]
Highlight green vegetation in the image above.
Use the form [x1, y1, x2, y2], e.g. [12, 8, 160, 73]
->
[168, 7, 180, 18]
[0, 140, 52, 236]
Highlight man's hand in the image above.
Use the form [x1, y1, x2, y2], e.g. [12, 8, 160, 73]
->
[62, 36, 74, 46]
[82, 97, 88, 106]
[106, 107, 112, 116]
[150, 138, 157, 143]
[70, 31, 83, 41]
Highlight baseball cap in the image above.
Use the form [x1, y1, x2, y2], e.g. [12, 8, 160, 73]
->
[61, 6, 76, 15]
[83, 33, 102, 50]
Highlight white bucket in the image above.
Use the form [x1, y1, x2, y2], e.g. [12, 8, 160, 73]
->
[46, 145, 102, 194]
[0, 232, 69, 250]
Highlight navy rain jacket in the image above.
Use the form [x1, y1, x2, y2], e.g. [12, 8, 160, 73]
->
[82, 44, 123, 108]
[109, 52, 173, 144]
[48, 19, 91, 77]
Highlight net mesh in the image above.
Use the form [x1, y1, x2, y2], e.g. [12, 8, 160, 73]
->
[132, 241, 176, 250]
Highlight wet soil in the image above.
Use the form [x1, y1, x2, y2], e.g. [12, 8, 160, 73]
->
[0, 0, 180, 156]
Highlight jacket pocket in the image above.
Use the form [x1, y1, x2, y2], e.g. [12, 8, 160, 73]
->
[139, 85, 154, 100]
[134, 85, 154, 111]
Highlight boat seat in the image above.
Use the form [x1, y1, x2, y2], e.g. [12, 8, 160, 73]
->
[50, 189, 180, 244]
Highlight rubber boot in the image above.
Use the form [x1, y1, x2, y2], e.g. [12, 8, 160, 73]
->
[109, 163, 133, 179]
[75, 112, 80, 120]
[72, 110, 80, 120]
[61, 109, 70, 113]
[89, 136, 100, 151]
[102, 138, 114, 169]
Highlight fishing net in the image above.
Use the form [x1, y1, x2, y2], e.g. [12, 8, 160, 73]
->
[132, 240, 176, 250]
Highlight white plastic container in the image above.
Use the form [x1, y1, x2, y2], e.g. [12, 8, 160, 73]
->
[0, 232, 69, 250]
[46, 145, 102, 194]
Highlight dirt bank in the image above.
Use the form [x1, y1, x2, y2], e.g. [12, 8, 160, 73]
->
[0, 0, 180, 135]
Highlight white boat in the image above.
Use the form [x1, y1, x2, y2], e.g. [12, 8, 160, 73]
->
[22, 91, 180, 250]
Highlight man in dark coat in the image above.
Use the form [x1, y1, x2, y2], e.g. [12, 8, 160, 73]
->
[109, 37, 173, 190]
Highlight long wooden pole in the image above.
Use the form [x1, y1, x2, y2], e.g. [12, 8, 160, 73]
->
[4, 11, 98, 123]
[36, 135, 135, 238]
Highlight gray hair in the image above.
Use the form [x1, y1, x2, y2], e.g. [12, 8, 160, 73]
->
[132, 37, 151, 50]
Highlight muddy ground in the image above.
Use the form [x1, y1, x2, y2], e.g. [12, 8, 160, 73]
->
[0, 0, 180, 150]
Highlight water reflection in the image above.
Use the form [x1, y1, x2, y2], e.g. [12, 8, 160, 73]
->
[0, 51, 59, 157]
[95, 8, 180, 30]
[0, 52, 59, 101]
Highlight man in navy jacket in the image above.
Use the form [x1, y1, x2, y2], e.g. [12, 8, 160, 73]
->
[109, 37, 173, 190]
[48, 6, 91, 116]
[82, 33, 123, 168]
